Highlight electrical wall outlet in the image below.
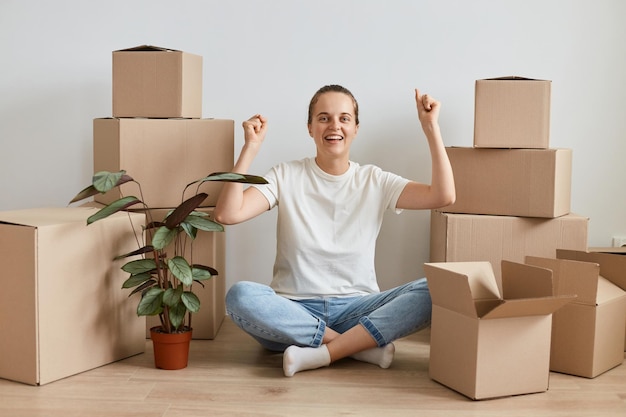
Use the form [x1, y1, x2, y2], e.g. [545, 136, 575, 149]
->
[612, 236, 626, 247]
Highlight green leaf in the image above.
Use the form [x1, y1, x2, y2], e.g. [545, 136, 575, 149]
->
[164, 193, 208, 229]
[152, 226, 177, 250]
[86, 196, 141, 224]
[128, 279, 156, 297]
[115, 245, 154, 260]
[193, 264, 219, 277]
[121, 272, 153, 289]
[122, 258, 156, 274]
[181, 221, 198, 239]
[168, 256, 193, 286]
[163, 286, 183, 307]
[184, 215, 224, 232]
[169, 302, 187, 329]
[181, 291, 200, 313]
[69, 171, 135, 204]
[192, 267, 213, 281]
[197, 172, 269, 185]
[137, 288, 164, 316]
[68, 185, 99, 204]
[92, 170, 133, 193]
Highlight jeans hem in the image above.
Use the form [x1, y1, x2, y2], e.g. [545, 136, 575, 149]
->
[359, 316, 387, 347]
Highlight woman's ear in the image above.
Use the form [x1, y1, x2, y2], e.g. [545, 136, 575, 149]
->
[307, 123, 312, 137]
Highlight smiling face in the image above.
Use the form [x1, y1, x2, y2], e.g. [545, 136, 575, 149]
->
[307, 91, 359, 165]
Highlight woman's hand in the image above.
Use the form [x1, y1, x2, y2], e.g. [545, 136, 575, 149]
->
[242, 114, 268, 146]
[415, 89, 440, 126]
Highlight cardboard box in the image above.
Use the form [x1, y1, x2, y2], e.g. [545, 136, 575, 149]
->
[525, 256, 626, 377]
[430, 211, 588, 281]
[0, 207, 146, 385]
[474, 76, 551, 149]
[112, 45, 202, 118]
[441, 147, 572, 218]
[94, 118, 234, 208]
[143, 208, 225, 339]
[423, 260, 574, 400]
[589, 247, 626, 255]
[556, 249, 626, 351]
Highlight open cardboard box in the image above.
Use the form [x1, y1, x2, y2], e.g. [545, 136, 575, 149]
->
[424, 260, 575, 400]
[525, 255, 626, 377]
[0, 207, 146, 385]
[556, 249, 626, 351]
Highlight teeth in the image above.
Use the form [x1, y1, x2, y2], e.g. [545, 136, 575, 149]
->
[325, 135, 343, 140]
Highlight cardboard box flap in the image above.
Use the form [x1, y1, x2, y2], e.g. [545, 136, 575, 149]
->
[588, 247, 626, 255]
[424, 263, 479, 317]
[596, 276, 626, 304]
[500, 260, 554, 299]
[557, 249, 626, 290]
[481, 295, 574, 319]
[0, 207, 101, 227]
[525, 256, 599, 305]
[424, 262, 500, 318]
[115, 45, 180, 53]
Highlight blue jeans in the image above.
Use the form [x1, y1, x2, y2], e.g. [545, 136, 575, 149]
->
[225, 278, 432, 352]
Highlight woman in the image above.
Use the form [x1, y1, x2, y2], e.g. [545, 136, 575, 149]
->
[214, 85, 455, 376]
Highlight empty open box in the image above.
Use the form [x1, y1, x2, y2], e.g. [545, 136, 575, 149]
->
[424, 260, 575, 400]
[525, 255, 626, 377]
[556, 249, 626, 351]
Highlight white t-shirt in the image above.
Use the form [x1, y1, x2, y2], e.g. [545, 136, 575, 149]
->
[252, 157, 410, 299]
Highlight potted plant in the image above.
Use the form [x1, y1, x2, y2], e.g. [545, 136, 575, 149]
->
[69, 169, 266, 369]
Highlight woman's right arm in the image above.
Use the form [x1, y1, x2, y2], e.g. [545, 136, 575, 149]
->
[213, 114, 271, 225]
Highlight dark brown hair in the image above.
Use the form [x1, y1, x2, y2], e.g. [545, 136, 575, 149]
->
[307, 85, 359, 126]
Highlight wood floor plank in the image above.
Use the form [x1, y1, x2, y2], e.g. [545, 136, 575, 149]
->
[0, 318, 624, 417]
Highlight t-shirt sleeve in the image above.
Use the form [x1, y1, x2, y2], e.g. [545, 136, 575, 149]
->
[387, 175, 410, 214]
[250, 166, 279, 209]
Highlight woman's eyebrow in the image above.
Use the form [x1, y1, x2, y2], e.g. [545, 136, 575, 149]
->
[316, 111, 353, 117]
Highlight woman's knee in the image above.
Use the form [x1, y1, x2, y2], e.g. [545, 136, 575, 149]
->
[403, 278, 432, 305]
[226, 281, 274, 314]
[402, 278, 433, 327]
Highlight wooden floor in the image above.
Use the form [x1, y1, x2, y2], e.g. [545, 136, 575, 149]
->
[1, 318, 625, 417]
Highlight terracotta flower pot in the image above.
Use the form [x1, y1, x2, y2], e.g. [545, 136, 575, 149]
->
[150, 326, 193, 370]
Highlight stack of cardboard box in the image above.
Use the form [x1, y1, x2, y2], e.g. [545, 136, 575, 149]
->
[0, 45, 236, 385]
[430, 76, 588, 279]
[425, 76, 626, 399]
[95, 45, 234, 339]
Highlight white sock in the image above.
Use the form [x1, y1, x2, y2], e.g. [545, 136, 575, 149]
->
[350, 343, 395, 369]
[283, 345, 331, 377]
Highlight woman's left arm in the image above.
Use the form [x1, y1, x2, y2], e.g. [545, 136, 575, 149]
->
[396, 89, 456, 210]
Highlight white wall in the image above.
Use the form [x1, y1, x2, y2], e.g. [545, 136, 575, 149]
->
[1, 0, 625, 292]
